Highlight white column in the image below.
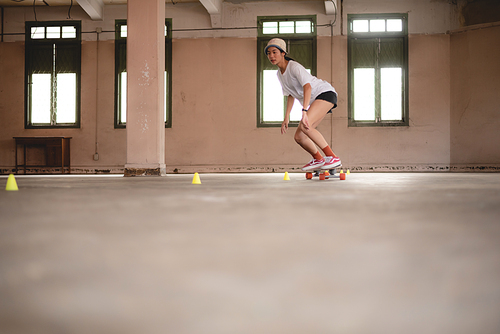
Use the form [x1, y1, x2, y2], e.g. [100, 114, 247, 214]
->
[124, 0, 166, 176]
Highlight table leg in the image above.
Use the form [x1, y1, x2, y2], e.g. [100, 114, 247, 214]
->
[61, 139, 65, 174]
[23, 144, 27, 175]
[67, 139, 71, 174]
[15, 143, 18, 174]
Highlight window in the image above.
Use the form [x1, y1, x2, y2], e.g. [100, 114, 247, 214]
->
[257, 16, 317, 127]
[25, 21, 81, 128]
[348, 14, 408, 127]
[115, 19, 172, 128]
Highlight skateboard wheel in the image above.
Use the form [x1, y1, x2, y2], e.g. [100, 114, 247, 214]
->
[340, 173, 346, 180]
[319, 173, 326, 180]
[324, 171, 330, 176]
[306, 172, 313, 179]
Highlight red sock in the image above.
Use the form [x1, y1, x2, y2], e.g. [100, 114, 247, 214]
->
[321, 145, 336, 157]
[312, 151, 323, 160]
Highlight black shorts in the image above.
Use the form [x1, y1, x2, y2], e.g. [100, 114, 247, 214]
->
[315, 91, 338, 113]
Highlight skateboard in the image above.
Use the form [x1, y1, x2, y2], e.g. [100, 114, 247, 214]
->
[306, 167, 342, 181]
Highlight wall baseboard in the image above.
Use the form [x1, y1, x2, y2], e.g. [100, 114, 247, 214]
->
[2, 164, 500, 175]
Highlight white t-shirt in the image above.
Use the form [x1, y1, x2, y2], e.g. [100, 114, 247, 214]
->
[277, 60, 336, 108]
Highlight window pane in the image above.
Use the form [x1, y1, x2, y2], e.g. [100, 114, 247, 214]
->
[120, 72, 127, 123]
[353, 68, 375, 121]
[263, 70, 284, 122]
[56, 73, 76, 123]
[31, 27, 45, 39]
[296, 21, 312, 34]
[352, 20, 368, 32]
[31, 74, 51, 124]
[120, 25, 127, 38]
[381, 68, 402, 120]
[370, 19, 385, 32]
[62, 26, 76, 38]
[47, 26, 60, 39]
[263, 22, 278, 35]
[279, 21, 295, 34]
[387, 19, 403, 32]
[289, 99, 302, 121]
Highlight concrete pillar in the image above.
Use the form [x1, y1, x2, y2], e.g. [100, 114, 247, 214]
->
[124, 0, 166, 176]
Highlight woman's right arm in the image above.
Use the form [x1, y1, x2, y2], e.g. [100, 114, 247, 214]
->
[281, 95, 295, 134]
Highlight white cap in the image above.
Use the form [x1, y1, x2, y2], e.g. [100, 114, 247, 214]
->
[264, 38, 287, 55]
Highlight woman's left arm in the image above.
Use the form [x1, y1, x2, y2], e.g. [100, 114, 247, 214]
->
[301, 83, 312, 129]
[303, 83, 312, 109]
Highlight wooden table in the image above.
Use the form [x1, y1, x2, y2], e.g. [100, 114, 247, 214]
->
[14, 137, 72, 174]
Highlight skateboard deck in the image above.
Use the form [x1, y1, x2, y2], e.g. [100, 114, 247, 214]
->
[306, 168, 339, 180]
[305, 168, 340, 180]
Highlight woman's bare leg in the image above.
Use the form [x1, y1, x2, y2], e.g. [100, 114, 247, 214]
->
[294, 99, 333, 156]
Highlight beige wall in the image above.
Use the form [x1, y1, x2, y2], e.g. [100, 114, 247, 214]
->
[0, 40, 127, 173]
[450, 24, 500, 171]
[326, 34, 452, 172]
[0, 2, 499, 174]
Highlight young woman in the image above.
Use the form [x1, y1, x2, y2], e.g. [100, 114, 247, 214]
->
[265, 38, 341, 171]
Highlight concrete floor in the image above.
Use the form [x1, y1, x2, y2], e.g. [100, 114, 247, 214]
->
[1, 172, 500, 334]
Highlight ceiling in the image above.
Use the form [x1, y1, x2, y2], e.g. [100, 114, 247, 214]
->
[0, 0, 313, 6]
[0, 0, 328, 23]
[0, 0, 196, 6]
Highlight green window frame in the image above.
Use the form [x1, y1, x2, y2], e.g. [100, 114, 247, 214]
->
[114, 19, 173, 129]
[257, 16, 317, 127]
[25, 21, 82, 128]
[348, 13, 409, 127]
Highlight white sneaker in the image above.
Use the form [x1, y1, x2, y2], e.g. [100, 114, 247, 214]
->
[321, 156, 342, 169]
[302, 158, 325, 171]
